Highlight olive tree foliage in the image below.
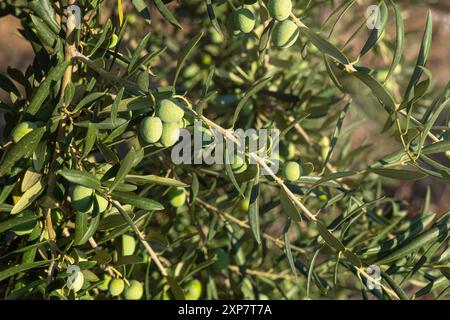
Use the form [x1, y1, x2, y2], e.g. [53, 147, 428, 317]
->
[0, 0, 449, 300]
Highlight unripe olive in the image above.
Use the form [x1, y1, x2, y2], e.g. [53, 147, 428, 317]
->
[124, 280, 143, 300]
[238, 198, 250, 213]
[259, 294, 269, 300]
[70, 270, 84, 293]
[267, 0, 292, 21]
[156, 99, 184, 123]
[209, 28, 224, 44]
[167, 187, 186, 208]
[201, 54, 212, 66]
[11, 121, 38, 143]
[184, 63, 200, 79]
[98, 274, 112, 291]
[231, 154, 247, 173]
[283, 161, 301, 181]
[160, 122, 181, 147]
[95, 194, 109, 213]
[139, 116, 163, 144]
[71, 185, 94, 212]
[319, 136, 330, 160]
[446, 150, 450, 160]
[109, 278, 125, 296]
[272, 20, 299, 49]
[121, 234, 136, 256]
[280, 142, 296, 160]
[234, 8, 256, 34]
[213, 248, 230, 270]
[185, 279, 202, 300]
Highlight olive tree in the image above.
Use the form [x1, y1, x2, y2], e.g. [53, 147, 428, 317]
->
[0, 0, 449, 300]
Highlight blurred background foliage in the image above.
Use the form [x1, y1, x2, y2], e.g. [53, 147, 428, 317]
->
[0, 0, 449, 300]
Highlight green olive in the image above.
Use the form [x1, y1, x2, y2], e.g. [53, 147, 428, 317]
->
[319, 136, 330, 160]
[71, 185, 94, 212]
[121, 234, 136, 256]
[267, 0, 292, 21]
[139, 116, 163, 144]
[160, 122, 181, 147]
[283, 161, 301, 181]
[185, 279, 202, 300]
[184, 64, 200, 79]
[201, 54, 212, 66]
[238, 198, 250, 213]
[213, 248, 230, 270]
[272, 20, 299, 49]
[231, 154, 247, 173]
[156, 99, 184, 123]
[71, 270, 85, 292]
[167, 187, 186, 208]
[94, 194, 109, 213]
[11, 121, 38, 143]
[280, 142, 296, 160]
[124, 280, 143, 300]
[234, 8, 256, 34]
[209, 28, 224, 44]
[109, 278, 125, 296]
[259, 294, 269, 300]
[98, 274, 112, 291]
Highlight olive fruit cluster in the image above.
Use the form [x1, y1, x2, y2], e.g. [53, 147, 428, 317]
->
[268, 0, 299, 49]
[108, 278, 144, 300]
[139, 98, 186, 147]
[227, 0, 300, 49]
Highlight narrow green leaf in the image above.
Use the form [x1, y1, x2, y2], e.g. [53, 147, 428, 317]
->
[248, 167, 261, 245]
[82, 123, 98, 159]
[300, 27, 350, 65]
[353, 71, 396, 112]
[58, 169, 102, 190]
[109, 148, 137, 192]
[0, 127, 46, 177]
[0, 211, 37, 234]
[153, 0, 182, 29]
[280, 188, 301, 222]
[385, 0, 404, 82]
[74, 212, 88, 246]
[173, 33, 203, 88]
[0, 260, 52, 282]
[404, 10, 433, 102]
[11, 179, 45, 215]
[125, 175, 188, 187]
[369, 168, 427, 181]
[128, 32, 151, 73]
[359, 1, 388, 57]
[376, 212, 450, 265]
[231, 76, 271, 128]
[111, 191, 164, 211]
[26, 61, 70, 116]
